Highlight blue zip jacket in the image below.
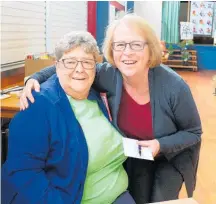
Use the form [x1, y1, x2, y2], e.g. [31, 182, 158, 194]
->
[1, 74, 110, 204]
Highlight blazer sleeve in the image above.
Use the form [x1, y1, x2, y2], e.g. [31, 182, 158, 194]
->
[28, 65, 56, 84]
[158, 79, 202, 159]
[1, 94, 66, 204]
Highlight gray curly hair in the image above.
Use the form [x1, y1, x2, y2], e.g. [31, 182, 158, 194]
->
[55, 31, 102, 62]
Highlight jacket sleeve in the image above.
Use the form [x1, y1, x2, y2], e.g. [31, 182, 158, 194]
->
[158, 79, 202, 160]
[28, 65, 56, 84]
[1, 94, 66, 204]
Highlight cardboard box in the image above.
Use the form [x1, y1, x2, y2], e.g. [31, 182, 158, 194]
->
[25, 59, 55, 77]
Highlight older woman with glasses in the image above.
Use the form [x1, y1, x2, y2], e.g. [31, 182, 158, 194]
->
[2, 31, 136, 204]
[19, 14, 202, 204]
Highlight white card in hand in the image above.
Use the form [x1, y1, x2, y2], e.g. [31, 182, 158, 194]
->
[122, 137, 154, 161]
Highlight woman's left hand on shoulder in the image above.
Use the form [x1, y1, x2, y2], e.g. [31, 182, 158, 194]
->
[137, 139, 160, 157]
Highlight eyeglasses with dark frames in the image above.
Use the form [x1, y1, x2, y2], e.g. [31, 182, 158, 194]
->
[112, 41, 148, 51]
[59, 58, 96, 70]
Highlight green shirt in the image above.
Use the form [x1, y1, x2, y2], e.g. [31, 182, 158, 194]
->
[67, 96, 128, 204]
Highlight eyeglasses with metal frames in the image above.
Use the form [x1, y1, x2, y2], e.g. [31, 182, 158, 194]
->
[59, 58, 96, 70]
[112, 41, 148, 51]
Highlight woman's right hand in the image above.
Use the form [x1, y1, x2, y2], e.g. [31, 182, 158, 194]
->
[20, 79, 41, 110]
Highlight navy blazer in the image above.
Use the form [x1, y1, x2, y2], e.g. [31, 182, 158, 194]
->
[1, 74, 110, 204]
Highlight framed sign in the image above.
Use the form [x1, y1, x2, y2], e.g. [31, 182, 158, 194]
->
[180, 22, 194, 40]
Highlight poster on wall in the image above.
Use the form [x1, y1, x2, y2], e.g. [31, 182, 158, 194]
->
[190, 1, 214, 36]
[180, 22, 194, 40]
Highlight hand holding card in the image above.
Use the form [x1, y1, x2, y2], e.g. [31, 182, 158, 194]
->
[122, 137, 154, 161]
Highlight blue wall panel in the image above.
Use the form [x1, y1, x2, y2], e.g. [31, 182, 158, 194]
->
[127, 1, 134, 12]
[96, 1, 109, 50]
[194, 45, 216, 70]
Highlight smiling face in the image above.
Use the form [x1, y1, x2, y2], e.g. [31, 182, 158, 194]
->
[56, 47, 96, 99]
[112, 22, 150, 78]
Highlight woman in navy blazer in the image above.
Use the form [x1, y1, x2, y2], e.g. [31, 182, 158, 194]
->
[2, 31, 135, 204]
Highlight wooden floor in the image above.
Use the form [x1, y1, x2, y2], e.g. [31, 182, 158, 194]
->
[176, 70, 216, 204]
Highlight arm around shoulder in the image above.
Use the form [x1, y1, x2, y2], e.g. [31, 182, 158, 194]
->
[29, 65, 56, 84]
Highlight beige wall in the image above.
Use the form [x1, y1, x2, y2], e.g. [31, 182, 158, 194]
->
[134, 1, 162, 39]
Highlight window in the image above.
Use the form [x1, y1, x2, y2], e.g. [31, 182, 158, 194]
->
[1, 1, 87, 71]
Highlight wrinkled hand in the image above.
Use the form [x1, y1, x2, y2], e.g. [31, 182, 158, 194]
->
[20, 79, 40, 110]
[137, 139, 160, 157]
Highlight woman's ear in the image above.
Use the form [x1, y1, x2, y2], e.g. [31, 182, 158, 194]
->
[55, 61, 60, 76]
[55, 61, 58, 68]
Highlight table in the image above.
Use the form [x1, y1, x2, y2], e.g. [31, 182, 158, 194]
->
[1, 94, 20, 164]
[1, 94, 20, 118]
[151, 198, 198, 204]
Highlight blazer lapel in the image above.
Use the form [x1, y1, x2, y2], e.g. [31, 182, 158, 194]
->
[55, 81, 79, 134]
[112, 69, 123, 126]
[148, 69, 155, 135]
[54, 79, 89, 168]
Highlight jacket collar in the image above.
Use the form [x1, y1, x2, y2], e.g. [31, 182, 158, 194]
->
[41, 74, 109, 120]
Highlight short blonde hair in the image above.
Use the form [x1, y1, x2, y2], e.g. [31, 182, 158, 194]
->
[102, 14, 162, 68]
